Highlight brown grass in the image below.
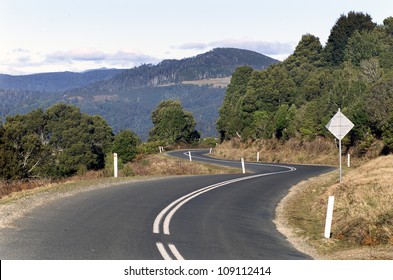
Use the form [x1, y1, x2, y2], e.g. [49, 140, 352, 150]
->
[277, 155, 393, 259]
[213, 138, 339, 165]
[121, 153, 239, 177]
[0, 152, 238, 202]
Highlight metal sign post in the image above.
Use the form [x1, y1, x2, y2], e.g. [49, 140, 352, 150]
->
[326, 108, 354, 183]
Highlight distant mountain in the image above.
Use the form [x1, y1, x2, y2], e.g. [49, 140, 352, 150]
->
[0, 68, 124, 92]
[0, 48, 279, 139]
[82, 48, 278, 91]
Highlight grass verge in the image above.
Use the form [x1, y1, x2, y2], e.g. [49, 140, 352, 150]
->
[276, 155, 393, 259]
[0, 152, 239, 204]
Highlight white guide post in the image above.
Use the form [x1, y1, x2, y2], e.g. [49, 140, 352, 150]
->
[324, 196, 335, 238]
[113, 153, 118, 178]
[209, 148, 213, 154]
[241, 158, 245, 174]
[188, 151, 192, 162]
[257, 152, 260, 162]
[347, 153, 350, 168]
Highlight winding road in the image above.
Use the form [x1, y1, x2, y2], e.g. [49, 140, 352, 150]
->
[0, 150, 333, 259]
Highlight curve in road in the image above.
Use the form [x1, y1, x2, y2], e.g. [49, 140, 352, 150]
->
[154, 150, 297, 259]
[0, 149, 333, 260]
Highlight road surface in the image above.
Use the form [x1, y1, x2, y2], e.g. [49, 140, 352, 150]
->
[0, 150, 333, 259]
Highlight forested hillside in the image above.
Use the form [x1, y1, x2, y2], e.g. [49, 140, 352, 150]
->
[0, 68, 124, 92]
[217, 12, 393, 156]
[0, 48, 278, 140]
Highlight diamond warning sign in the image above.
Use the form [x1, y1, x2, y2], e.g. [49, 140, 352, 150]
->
[326, 109, 354, 140]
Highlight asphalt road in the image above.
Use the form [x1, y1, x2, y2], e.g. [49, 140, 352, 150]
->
[0, 150, 333, 260]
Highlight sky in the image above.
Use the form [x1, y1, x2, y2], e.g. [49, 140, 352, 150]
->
[0, 0, 392, 75]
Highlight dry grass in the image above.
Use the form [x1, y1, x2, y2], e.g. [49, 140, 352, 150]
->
[213, 138, 339, 165]
[0, 152, 238, 203]
[122, 153, 239, 177]
[277, 155, 393, 259]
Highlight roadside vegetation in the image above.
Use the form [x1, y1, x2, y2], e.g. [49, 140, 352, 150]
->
[1, 11, 393, 259]
[213, 12, 393, 259]
[217, 13, 393, 160]
[276, 155, 393, 259]
[0, 99, 218, 198]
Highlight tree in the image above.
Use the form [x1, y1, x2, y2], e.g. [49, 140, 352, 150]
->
[45, 104, 113, 176]
[217, 66, 254, 141]
[0, 103, 114, 179]
[384, 16, 393, 36]
[0, 109, 50, 179]
[112, 130, 141, 163]
[285, 34, 323, 69]
[344, 30, 382, 66]
[324, 12, 376, 66]
[148, 100, 200, 144]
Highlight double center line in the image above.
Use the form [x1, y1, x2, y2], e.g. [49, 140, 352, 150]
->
[152, 154, 296, 260]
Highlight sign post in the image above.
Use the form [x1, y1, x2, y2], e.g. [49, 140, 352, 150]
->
[325, 108, 354, 183]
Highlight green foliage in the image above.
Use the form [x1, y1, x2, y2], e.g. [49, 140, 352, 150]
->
[344, 30, 382, 66]
[137, 141, 165, 155]
[200, 137, 219, 147]
[324, 12, 376, 66]
[0, 103, 114, 179]
[383, 17, 393, 36]
[148, 100, 200, 144]
[217, 12, 393, 155]
[285, 34, 323, 69]
[112, 130, 141, 163]
[217, 66, 254, 140]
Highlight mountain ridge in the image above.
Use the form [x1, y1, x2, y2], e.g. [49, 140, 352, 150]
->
[89, 48, 278, 90]
[0, 68, 124, 92]
[0, 48, 279, 139]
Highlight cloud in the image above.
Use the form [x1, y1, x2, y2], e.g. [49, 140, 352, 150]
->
[177, 42, 209, 50]
[109, 49, 160, 65]
[45, 48, 160, 66]
[0, 48, 161, 75]
[46, 48, 108, 62]
[174, 39, 295, 56]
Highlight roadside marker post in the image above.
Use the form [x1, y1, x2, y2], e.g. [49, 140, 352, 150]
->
[257, 152, 260, 162]
[324, 196, 335, 238]
[209, 148, 213, 154]
[114, 153, 118, 178]
[241, 158, 245, 174]
[348, 153, 350, 168]
[188, 151, 192, 162]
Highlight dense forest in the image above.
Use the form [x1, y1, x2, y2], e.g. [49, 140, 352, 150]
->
[217, 12, 393, 155]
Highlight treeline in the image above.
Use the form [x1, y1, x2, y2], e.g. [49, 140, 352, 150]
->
[217, 12, 393, 154]
[0, 104, 114, 180]
[0, 100, 199, 180]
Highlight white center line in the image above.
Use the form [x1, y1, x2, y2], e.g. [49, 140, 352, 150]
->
[153, 152, 296, 260]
